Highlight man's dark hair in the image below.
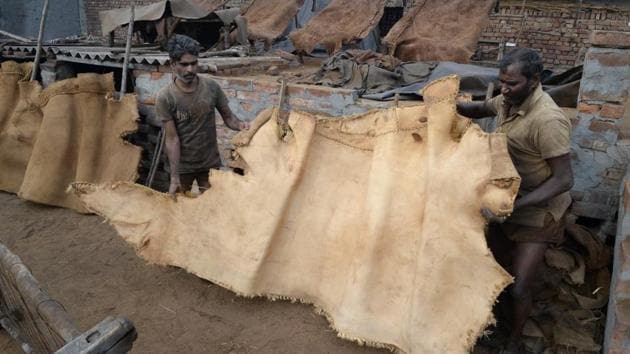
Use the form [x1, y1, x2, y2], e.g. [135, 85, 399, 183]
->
[166, 34, 200, 62]
[499, 48, 543, 81]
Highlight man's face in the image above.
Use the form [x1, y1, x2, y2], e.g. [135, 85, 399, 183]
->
[499, 63, 538, 106]
[172, 53, 198, 84]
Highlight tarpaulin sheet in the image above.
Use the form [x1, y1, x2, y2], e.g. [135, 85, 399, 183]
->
[289, 0, 386, 54]
[0, 64, 141, 212]
[71, 76, 519, 353]
[99, 0, 228, 35]
[242, 0, 304, 42]
[383, 0, 496, 62]
[337, 59, 581, 107]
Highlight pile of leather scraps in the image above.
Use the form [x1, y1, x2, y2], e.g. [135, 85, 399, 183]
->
[520, 223, 612, 353]
[304, 49, 436, 94]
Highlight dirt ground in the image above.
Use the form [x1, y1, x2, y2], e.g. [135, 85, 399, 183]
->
[0, 191, 393, 354]
[0, 191, 500, 354]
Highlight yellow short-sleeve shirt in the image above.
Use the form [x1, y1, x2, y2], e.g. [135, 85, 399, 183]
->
[484, 84, 572, 227]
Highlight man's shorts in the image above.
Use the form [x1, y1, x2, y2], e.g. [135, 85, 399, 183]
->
[498, 213, 566, 244]
[179, 170, 210, 192]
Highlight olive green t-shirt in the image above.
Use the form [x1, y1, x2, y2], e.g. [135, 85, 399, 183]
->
[484, 84, 572, 227]
[155, 77, 231, 173]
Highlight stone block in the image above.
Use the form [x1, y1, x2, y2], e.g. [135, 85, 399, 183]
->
[571, 200, 614, 219]
[591, 30, 630, 49]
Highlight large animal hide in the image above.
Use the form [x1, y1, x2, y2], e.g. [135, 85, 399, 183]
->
[383, 0, 496, 63]
[71, 76, 518, 353]
[0, 65, 141, 212]
[289, 0, 387, 54]
[242, 0, 305, 42]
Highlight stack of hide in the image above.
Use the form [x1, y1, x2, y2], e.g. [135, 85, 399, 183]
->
[0, 61, 141, 212]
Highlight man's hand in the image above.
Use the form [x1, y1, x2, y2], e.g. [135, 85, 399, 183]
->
[169, 175, 181, 196]
[238, 121, 250, 130]
[481, 208, 507, 224]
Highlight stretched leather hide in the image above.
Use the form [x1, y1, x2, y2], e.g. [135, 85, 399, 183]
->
[290, 0, 387, 54]
[383, 0, 496, 63]
[71, 76, 518, 353]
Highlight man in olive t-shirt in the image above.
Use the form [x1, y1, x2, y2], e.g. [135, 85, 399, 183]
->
[457, 48, 573, 353]
[156, 35, 249, 194]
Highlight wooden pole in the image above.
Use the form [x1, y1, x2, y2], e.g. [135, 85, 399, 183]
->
[119, 2, 135, 99]
[30, 0, 49, 82]
[515, 0, 528, 45]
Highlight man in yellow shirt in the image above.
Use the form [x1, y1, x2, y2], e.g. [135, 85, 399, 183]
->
[457, 48, 573, 353]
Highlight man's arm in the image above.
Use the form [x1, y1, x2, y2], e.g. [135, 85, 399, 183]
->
[215, 88, 249, 131]
[163, 120, 181, 194]
[456, 101, 496, 119]
[513, 153, 574, 210]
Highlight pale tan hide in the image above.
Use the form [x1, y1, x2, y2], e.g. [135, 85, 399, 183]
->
[72, 76, 518, 353]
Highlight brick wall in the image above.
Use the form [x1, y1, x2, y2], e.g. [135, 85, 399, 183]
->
[132, 70, 389, 163]
[477, 1, 630, 69]
[570, 31, 630, 223]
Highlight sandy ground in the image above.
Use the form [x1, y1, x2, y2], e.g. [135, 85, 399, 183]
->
[0, 191, 390, 354]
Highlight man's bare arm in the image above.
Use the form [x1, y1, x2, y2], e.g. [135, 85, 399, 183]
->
[513, 153, 574, 210]
[456, 101, 496, 119]
[217, 99, 249, 131]
[163, 120, 181, 194]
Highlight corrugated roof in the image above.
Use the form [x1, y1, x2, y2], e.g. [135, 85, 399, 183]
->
[3, 45, 285, 67]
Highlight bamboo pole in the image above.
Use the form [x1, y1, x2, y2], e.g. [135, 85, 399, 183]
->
[30, 0, 50, 82]
[119, 2, 135, 99]
[0, 29, 32, 43]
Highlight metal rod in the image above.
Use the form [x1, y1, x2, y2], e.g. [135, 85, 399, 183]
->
[146, 128, 165, 188]
[119, 2, 135, 99]
[30, 0, 50, 82]
[485, 82, 495, 101]
[0, 29, 32, 43]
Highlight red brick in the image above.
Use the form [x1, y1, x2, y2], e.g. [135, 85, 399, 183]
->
[577, 102, 601, 114]
[600, 103, 625, 119]
[253, 80, 280, 94]
[286, 85, 306, 97]
[589, 120, 618, 133]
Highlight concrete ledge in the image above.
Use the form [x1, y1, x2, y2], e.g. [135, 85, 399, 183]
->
[591, 30, 630, 49]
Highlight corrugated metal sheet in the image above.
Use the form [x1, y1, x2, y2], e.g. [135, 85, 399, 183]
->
[4, 45, 170, 65]
[3, 45, 286, 67]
